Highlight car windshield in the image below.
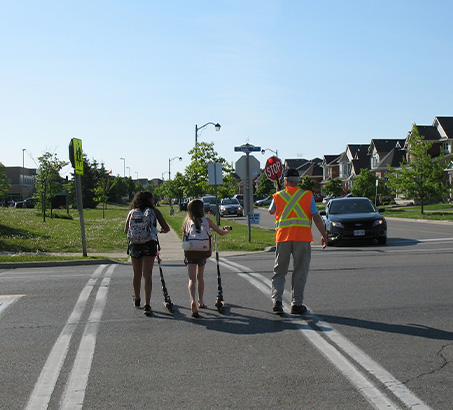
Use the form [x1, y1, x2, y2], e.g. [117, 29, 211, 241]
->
[329, 199, 375, 214]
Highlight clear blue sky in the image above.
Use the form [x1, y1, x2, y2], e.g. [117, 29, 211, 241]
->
[1, 0, 452, 180]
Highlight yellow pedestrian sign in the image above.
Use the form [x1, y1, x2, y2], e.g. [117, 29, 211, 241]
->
[70, 138, 84, 175]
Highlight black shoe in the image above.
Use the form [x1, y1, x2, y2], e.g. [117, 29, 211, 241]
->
[133, 297, 141, 308]
[273, 300, 284, 313]
[290, 304, 307, 315]
[143, 305, 152, 316]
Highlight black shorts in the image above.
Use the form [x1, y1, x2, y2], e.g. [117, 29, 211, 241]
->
[129, 240, 158, 259]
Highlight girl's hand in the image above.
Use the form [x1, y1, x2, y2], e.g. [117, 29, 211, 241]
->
[223, 226, 232, 232]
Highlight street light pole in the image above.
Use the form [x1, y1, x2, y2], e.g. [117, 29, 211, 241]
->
[261, 148, 279, 157]
[120, 158, 126, 177]
[195, 122, 221, 147]
[168, 156, 182, 180]
[22, 148, 26, 200]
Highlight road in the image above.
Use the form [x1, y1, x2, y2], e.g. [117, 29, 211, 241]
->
[1, 217, 452, 409]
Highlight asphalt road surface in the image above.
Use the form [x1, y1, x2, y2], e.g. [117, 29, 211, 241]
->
[1, 217, 452, 409]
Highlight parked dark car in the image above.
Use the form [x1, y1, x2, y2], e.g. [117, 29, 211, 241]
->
[201, 195, 216, 213]
[179, 197, 195, 212]
[320, 197, 387, 246]
[209, 198, 244, 217]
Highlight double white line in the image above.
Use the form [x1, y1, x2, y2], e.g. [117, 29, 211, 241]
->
[25, 264, 116, 410]
[216, 258, 432, 410]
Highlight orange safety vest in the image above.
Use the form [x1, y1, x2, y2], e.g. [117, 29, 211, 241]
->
[273, 187, 313, 243]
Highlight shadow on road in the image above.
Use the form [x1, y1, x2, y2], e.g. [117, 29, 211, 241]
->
[310, 314, 453, 341]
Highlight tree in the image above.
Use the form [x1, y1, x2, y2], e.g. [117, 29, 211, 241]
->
[350, 168, 386, 203]
[323, 178, 343, 198]
[36, 152, 68, 219]
[183, 142, 234, 198]
[256, 175, 277, 198]
[299, 176, 317, 192]
[0, 162, 11, 201]
[94, 164, 117, 218]
[387, 124, 449, 214]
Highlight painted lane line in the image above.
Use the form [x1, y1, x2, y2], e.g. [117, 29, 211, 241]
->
[0, 294, 26, 319]
[60, 265, 116, 410]
[25, 265, 107, 410]
[219, 258, 432, 410]
[307, 313, 432, 410]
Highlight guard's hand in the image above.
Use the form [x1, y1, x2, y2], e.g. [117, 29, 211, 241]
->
[321, 236, 327, 249]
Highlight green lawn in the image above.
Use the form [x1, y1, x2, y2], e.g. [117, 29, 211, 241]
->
[0, 204, 275, 263]
[1, 202, 451, 263]
[383, 203, 453, 221]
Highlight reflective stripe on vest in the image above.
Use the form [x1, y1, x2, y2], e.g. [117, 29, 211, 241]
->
[275, 190, 311, 230]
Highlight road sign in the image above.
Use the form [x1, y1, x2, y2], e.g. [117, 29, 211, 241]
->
[234, 143, 261, 153]
[235, 155, 260, 180]
[264, 156, 283, 182]
[70, 138, 84, 175]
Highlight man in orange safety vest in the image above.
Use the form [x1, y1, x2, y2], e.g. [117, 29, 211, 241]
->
[269, 168, 327, 314]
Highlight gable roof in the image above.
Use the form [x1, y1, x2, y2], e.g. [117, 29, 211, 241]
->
[285, 158, 309, 170]
[434, 116, 453, 139]
[369, 139, 405, 155]
[322, 155, 341, 166]
[374, 147, 406, 170]
[415, 125, 442, 141]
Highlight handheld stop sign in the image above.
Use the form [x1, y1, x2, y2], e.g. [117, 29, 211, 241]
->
[265, 156, 283, 182]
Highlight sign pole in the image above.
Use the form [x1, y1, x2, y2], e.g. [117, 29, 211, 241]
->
[69, 138, 87, 257]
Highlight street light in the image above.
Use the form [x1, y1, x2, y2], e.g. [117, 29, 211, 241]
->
[22, 148, 26, 200]
[261, 148, 279, 157]
[168, 156, 182, 180]
[195, 122, 221, 146]
[120, 158, 126, 177]
[126, 166, 131, 177]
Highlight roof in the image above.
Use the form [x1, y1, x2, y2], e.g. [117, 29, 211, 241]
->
[369, 139, 406, 154]
[322, 155, 341, 166]
[373, 147, 406, 170]
[434, 116, 453, 138]
[285, 158, 309, 169]
[415, 125, 442, 141]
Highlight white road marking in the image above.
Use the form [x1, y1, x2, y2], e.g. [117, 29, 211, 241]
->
[0, 294, 25, 319]
[25, 265, 107, 410]
[219, 258, 432, 410]
[60, 265, 115, 409]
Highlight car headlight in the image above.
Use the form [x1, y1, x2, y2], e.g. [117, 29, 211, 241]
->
[331, 221, 344, 228]
[373, 219, 384, 227]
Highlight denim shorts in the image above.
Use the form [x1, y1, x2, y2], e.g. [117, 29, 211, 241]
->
[184, 257, 207, 266]
[129, 240, 158, 259]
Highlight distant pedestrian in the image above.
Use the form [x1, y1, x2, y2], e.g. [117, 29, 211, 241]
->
[182, 199, 230, 318]
[269, 168, 328, 314]
[125, 191, 170, 315]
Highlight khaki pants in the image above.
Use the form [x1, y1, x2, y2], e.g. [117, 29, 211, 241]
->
[271, 241, 311, 306]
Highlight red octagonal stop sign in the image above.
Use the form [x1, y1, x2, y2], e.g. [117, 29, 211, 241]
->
[265, 156, 283, 182]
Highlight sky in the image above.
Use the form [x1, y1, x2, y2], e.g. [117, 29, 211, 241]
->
[1, 0, 453, 181]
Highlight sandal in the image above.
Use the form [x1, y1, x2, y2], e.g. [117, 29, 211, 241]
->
[192, 312, 201, 318]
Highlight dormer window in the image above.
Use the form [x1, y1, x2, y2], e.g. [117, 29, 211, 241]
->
[443, 141, 451, 153]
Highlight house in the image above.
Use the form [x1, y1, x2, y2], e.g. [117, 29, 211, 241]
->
[369, 139, 406, 171]
[296, 158, 323, 194]
[409, 116, 453, 160]
[3, 166, 37, 202]
[320, 154, 341, 192]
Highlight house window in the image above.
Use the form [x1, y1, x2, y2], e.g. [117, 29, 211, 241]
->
[443, 141, 451, 153]
[372, 154, 379, 168]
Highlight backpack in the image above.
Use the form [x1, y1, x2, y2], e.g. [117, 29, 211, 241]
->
[127, 208, 156, 244]
[182, 217, 212, 258]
